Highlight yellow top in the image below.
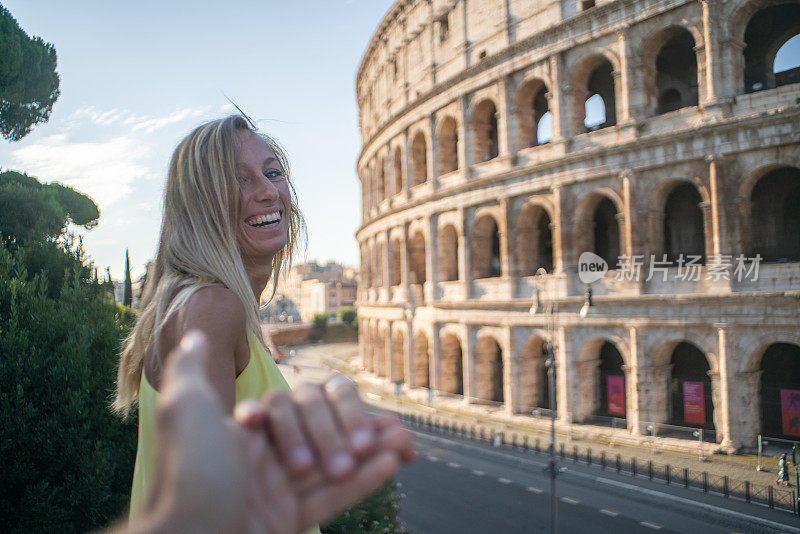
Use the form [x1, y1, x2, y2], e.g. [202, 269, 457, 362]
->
[129, 333, 319, 533]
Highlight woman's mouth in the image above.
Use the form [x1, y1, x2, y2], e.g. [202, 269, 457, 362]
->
[245, 211, 282, 228]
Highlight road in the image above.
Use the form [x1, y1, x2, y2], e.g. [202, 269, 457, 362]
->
[278, 344, 800, 533]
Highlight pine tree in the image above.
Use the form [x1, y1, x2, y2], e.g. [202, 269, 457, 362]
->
[123, 249, 132, 307]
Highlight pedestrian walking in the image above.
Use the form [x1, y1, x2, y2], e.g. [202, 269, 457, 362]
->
[777, 453, 790, 486]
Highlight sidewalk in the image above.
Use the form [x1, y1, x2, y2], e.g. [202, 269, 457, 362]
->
[318, 342, 798, 506]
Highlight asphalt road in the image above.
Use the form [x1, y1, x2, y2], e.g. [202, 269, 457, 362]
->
[396, 426, 800, 534]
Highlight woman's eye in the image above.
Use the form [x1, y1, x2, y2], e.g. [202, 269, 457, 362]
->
[265, 169, 284, 181]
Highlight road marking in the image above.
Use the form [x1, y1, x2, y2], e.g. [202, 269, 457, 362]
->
[497, 477, 512, 484]
[411, 431, 800, 534]
[426, 455, 439, 462]
[527, 486, 543, 494]
[640, 521, 662, 530]
[599, 509, 619, 517]
[560, 497, 580, 505]
[472, 469, 485, 476]
[447, 462, 461, 469]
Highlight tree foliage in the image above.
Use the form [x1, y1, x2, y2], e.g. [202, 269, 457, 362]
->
[322, 482, 408, 534]
[337, 306, 357, 328]
[0, 170, 99, 248]
[0, 4, 60, 141]
[123, 249, 132, 307]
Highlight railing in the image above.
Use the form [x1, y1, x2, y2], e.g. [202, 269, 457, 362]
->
[757, 434, 800, 472]
[396, 410, 799, 515]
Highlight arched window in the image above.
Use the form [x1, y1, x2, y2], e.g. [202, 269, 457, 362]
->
[655, 28, 698, 114]
[750, 167, 800, 262]
[391, 328, 405, 382]
[440, 333, 464, 395]
[516, 80, 550, 148]
[585, 61, 617, 131]
[438, 225, 459, 282]
[375, 328, 387, 377]
[669, 342, 715, 436]
[411, 132, 428, 186]
[414, 332, 430, 388]
[390, 237, 402, 286]
[475, 336, 504, 403]
[472, 215, 502, 278]
[664, 183, 705, 264]
[598, 342, 625, 418]
[393, 147, 403, 194]
[760, 343, 800, 439]
[516, 204, 553, 275]
[592, 198, 621, 267]
[744, 4, 800, 93]
[409, 231, 426, 285]
[472, 100, 499, 162]
[520, 337, 553, 414]
[438, 117, 459, 175]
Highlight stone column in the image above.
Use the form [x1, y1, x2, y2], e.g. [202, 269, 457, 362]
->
[462, 324, 474, 401]
[639, 364, 672, 426]
[616, 28, 632, 124]
[715, 324, 735, 450]
[425, 216, 437, 302]
[626, 326, 642, 434]
[735, 371, 763, 449]
[428, 112, 438, 190]
[402, 129, 411, 199]
[503, 328, 515, 415]
[552, 186, 566, 274]
[555, 326, 570, 425]
[499, 198, 511, 278]
[699, 0, 718, 104]
[498, 75, 516, 162]
[621, 170, 635, 259]
[577, 359, 601, 422]
[459, 207, 471, 298]
[707, 155, 729, 257]
[548, 54, 568, 143]
[459, 94, 473, 174]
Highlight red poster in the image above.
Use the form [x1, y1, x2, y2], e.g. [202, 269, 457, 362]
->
[606, 375, 626, 416]
[683, 381, 705, 425]
[780, 389, 800, 437]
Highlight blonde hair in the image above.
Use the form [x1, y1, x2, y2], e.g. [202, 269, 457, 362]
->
[113, 114, 305, 417]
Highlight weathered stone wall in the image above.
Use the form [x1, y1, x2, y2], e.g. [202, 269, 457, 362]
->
[355, 0, 800, 452]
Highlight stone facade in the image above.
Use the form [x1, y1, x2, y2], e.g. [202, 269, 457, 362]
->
[355, 0, 800, 452]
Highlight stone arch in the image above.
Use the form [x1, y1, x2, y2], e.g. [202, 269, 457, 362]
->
[409, 230, 427, 285]
[575, 337, 629, 422]
[515, 78, 550, 148]
[520, 335, 552, 413]
[663, 181, 707, 263]
[472, 213, 502, 278]
[667, 342, 716, 435]
[475, 333, 504, 403]
[759, 343, 800, 438]
[440, 331, 464, 395]
[569, 52, 620, 134]
[642, 26, 700, 115]
[438, 224, 459, 281]
[646, 177, 711, 262]
[391, 324, 406, 382]
[516, 202, 554, 275]
[376, 156, 386, 203]
[390, 236, 403, 286]
[597, 341, 627, 418]
[393, 145, 403, 194]
[411, 130, 428, 186]
[413, 330, 430, 388]
[746, 166, 800, 262]
[437, 115, 459, 174]
[471, 98, 499, 162]
[739, 330, 800, 373]
[574, 190, 624, 268]
[740, 2, 800, 93]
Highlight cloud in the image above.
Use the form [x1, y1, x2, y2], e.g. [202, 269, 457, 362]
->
[9, 134, 153, 209]
[128, 106, 212, 134]
[70, 105, 213, 134]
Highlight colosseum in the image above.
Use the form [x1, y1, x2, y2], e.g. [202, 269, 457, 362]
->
[354, 0, 800, 452]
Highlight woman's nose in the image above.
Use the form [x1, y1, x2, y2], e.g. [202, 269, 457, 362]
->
[255, 176, 279, 202]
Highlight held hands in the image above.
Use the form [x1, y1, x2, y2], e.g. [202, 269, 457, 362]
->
[131, 331, 415, 534]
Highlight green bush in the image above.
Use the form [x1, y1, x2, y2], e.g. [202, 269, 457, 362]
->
[0, 243, 137, 533]
[322, 481, 407, 534]
[337, 306, 357, 327]
[310, 312, 329, 340]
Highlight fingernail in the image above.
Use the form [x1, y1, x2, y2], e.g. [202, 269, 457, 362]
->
[350, 428, 373, 450]
[290, 447, 313, 469]
[328, 452, 354, 476]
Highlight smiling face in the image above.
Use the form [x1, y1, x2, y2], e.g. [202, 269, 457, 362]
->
[235, 129, 290, 270]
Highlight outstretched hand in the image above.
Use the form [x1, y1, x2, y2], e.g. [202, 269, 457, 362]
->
[126, 331, 415, 534]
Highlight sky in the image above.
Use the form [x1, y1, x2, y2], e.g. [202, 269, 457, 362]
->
[0, 0, 395, 279]
[2, 2, 798, 280]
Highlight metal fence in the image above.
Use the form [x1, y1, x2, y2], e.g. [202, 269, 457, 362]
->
[397, 410, 799, 516]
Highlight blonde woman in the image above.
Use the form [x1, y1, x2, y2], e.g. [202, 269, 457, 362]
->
[114, 115, 414, 528]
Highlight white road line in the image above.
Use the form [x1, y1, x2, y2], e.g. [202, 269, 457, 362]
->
[410, 431, 800, 534]
[497, 477, 512, 484]
[426, 455, 439, 462]
[560, 497, 580, 505]
[640, 521, 662, 530]
[472, 469, 485, 476]
[447, 462, 461, 469]
[527, 486, 544, 494]
[599, 509, 619, 517]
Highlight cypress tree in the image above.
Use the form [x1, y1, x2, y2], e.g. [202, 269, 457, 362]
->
[123, 249, 132, 307]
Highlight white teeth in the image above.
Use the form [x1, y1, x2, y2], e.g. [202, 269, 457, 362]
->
[247, 212, 281, 227]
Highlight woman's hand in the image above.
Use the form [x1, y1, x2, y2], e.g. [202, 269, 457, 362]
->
[126, 331, 415, 534]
